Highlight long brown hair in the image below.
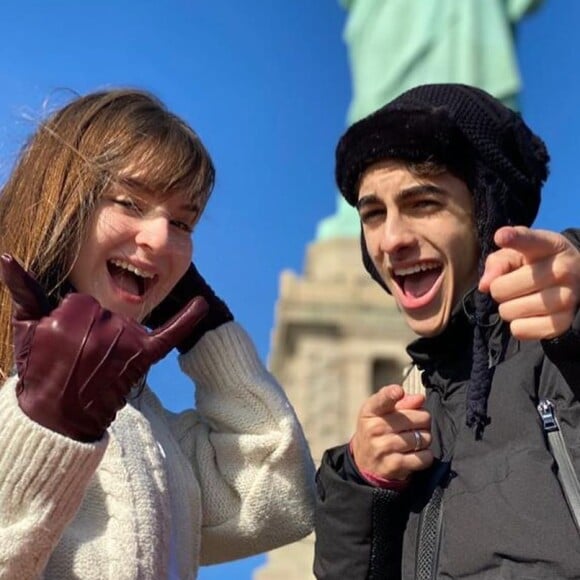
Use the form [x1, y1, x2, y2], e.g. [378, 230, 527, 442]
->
[0, 88, 215, 380]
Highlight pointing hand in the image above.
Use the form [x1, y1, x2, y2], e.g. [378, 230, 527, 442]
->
[351, 384, 433, 482]
[479, 226, 580, 340]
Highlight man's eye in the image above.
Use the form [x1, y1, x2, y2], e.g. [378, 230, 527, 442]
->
[413, 199, 439, 211]
[360, 208, 385, 223]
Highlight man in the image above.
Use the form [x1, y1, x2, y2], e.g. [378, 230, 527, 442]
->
[314, 83, 580, 579]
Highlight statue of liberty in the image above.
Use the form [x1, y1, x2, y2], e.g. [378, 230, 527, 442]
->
[317, 0, 545, 240]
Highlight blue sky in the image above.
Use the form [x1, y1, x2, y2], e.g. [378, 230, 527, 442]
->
[1, 1, 579, 578]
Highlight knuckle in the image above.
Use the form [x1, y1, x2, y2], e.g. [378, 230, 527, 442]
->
[361, 419, 388, 438]
[386, 453, 406, 473]
[418, 449, 435, 466]
[509, 319, 524, 339]
[370, 435, 394, 457]
[417, 410, 432, 428]
[497, 301, 514, 321]
[383, 434, 402, 454]
[553, 314, 572, 337]
[560, 287, 576, 310]
[488, 278, 504, 301]
[484, 251, 500, 267]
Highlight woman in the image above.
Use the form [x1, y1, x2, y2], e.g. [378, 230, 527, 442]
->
[0, 88, 315, 579]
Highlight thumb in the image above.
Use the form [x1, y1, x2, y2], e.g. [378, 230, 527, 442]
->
[145, 295, 209, 360]
[361, 384, 405, 418]
[0, 254, 51, 321]
[394, 392, 426, 411]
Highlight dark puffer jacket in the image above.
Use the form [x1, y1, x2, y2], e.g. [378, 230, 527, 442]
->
[314, 289, 580, 579]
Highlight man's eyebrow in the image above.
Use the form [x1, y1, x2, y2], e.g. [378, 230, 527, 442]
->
[397, 184, 445, 200]
[356, 184, 445, 210]
[356, 193, 379, 211]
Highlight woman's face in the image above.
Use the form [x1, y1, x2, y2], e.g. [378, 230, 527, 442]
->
[69, 185, 200, 322]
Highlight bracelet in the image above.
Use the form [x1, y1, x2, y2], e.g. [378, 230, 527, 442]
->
[349, 438, 410, 490]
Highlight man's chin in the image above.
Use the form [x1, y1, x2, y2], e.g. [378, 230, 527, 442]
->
[404, 312, 450, 338]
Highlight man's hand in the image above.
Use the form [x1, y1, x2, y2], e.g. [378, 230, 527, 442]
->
[350, 384, 433, 481]
[479, 226, 580, 340]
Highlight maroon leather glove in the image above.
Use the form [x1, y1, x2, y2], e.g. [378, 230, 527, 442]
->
[0, 254, 209, 443]
[145, 262, 233, 353]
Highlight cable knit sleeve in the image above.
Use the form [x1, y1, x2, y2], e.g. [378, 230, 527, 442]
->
[168, 321, 316, 564]
[0, 377, 107, 579]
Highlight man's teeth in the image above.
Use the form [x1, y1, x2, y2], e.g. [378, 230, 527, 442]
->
[394, 262, 440, 277]
[110, 259, 155, 279]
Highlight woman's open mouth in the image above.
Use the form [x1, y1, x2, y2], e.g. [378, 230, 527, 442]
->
[107, 259, 156, 298]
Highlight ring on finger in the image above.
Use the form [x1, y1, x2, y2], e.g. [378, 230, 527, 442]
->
[412, 430, 422, 452]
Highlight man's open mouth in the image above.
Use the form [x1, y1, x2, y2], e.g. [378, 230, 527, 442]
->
[392, 261, 442, 299]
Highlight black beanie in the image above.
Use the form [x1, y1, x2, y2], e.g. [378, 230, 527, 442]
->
[335, 83, 550, 437]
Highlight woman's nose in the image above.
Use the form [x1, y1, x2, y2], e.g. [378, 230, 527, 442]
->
[135, 215, 171, 252]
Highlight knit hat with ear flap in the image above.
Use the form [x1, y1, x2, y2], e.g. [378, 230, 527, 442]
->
[335, 83, 549, 438]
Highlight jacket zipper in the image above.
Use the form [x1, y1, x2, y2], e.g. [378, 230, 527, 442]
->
[537, 399, 580, 534]
[414, 486, 444, 580]
[414, 464, 450, 580]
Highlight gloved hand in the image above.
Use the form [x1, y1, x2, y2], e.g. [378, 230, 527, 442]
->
[0, 254, 209, 443]
[145, 262, 233, 353]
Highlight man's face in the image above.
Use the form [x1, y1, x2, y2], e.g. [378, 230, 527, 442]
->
[357, 160, 479, 337]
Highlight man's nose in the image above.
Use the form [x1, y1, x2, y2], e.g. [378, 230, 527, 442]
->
[379, 215, 415, 256]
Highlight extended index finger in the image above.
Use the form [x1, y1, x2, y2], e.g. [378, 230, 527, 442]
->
[479, 227, 573, 293]
[494, 226, 569, 263]
[145, 296, 209, 361]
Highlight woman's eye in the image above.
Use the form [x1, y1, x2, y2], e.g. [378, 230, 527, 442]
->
[170, 219, 193, 233]
[112, 197, 141, 213]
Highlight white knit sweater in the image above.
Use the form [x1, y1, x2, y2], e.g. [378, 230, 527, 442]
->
[0, 321, 315, 579]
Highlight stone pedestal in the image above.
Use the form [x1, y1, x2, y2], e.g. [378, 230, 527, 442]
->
[255, 237, 416, 580]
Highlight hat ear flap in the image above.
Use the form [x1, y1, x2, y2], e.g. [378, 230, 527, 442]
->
[498, 117, 547, 226]
[360, 228, 391, 293]
[502, 114, 549, 187]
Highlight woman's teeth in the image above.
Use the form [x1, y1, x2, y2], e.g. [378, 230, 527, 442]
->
[109, 259, 154, 279]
